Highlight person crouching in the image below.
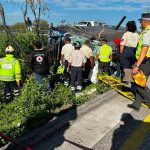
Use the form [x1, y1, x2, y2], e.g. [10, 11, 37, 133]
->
[68, 41, 86, 92]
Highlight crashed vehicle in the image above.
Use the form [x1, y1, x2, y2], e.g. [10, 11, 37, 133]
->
[47, 16, 126, 79]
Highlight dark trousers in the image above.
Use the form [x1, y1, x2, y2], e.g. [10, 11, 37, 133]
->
[33, 72, 51, 89]
[63, 60, 70, 84]
[132, 60, 150, 109]
[120, 46, 136, 79]
[83, 59, 91, 80]
[98, 61, 110, 74]
[64, 60, 68, 74]
[116, 61, 121, 77]
[3, 81, 19, 100]
[71, 67, 82, 87]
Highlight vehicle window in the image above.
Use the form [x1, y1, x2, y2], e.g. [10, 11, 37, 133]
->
[87, 22, 91, 27]
[94, 22, 99, 26]
[78, 22, 88, 25]
[99, 23, 102, 26]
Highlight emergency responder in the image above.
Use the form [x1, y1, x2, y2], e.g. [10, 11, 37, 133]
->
[61, 37, 74, 86]
[80, 39, 94, 83]
[96, 38, 112, 74]
[120, 21, 139, 79]
[127, 12, 150, 111]
[68, 41, 86, 92]
[0, 46, 21, 102]
[30, 40, 52, 88]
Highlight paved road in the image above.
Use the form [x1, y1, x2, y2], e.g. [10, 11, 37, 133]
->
[33, 94, 150, 150]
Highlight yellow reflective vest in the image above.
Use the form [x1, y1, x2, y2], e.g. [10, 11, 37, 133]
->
[0, 54, 21, 82]
[98, 44, 112, 62]
[136, 26, 150, 59]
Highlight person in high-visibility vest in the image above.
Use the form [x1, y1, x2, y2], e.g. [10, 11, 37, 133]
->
[127, 12, 150, 111]
[96, 38, 112, 74]
[0, 46, 21, 102]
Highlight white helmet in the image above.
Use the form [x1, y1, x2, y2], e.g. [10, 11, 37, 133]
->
[5, 46, 14, 52]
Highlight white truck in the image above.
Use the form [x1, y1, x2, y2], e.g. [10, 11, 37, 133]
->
[75, 21, 106, 27]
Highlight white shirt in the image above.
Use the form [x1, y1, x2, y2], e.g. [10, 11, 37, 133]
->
[80, 45, 93, 59]
[120, 31, 139, 48]
[61, 43, 74, 60]
[142, 29, 150, 46]
[68, 50, 86, 67]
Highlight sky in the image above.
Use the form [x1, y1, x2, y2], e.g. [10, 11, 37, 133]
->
[0, 0, 150, 28]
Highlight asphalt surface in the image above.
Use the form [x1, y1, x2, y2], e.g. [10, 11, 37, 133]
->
[33, 93, 150, 150]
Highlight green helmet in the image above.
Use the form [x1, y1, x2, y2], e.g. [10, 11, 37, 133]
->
[73, 41, 81, 49]
[57, 65, 65, 74]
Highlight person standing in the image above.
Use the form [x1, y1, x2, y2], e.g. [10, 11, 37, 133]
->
[0, 46, 21, 102]
[120, 21, 139, 79]
[68, 41, 86, 92]
[61, 37, 74, 86]
[26, 17, 32, 32]
[127, 13, 150, 111]
[80, 39, 94, 82]
[30, 40, 52, 88]
[113, 38, 121, 77]
[96, 38, 112, 74]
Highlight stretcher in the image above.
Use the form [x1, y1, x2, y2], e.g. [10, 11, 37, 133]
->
[98, 74, 150, 108]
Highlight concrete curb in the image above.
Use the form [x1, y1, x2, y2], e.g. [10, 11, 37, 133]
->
[1, 89, 117, 150]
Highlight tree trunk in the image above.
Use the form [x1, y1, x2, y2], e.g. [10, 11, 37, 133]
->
[0, 3, 27, 60]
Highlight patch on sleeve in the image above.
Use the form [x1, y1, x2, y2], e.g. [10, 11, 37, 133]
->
[143, 34, 147, 40]
[142, 31, 150, 45]
[121, 39, 124, 42]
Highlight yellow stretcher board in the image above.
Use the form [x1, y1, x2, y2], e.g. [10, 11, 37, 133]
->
[98, 74, 150, 108]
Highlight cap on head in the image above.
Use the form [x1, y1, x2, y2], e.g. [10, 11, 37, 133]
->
[139, 12, 150, 21]
[100, 38, 108, 43]
[5, 46, 14, 53]
[73, 41, 81, 49]
[114, 38, 121, 46]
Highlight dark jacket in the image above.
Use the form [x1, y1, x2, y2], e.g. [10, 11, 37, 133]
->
[30, 48, 52, 75]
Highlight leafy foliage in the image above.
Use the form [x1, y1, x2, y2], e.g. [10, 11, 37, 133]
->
[0, 75, 110, 147]
[0, 76, 70, 146]
[96, 81, 111, 94]
[33, 19, 49, 31]
[9, 22, 26, 30]
[0, 31, 111, 148]
[0, 32, 48, 80]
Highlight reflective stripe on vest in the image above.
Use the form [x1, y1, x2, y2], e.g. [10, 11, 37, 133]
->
[1, 59, 17, 63]
[0, 75, 15, 81]
[136, 26, 150, 59]
[99, 44, 111, 62]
